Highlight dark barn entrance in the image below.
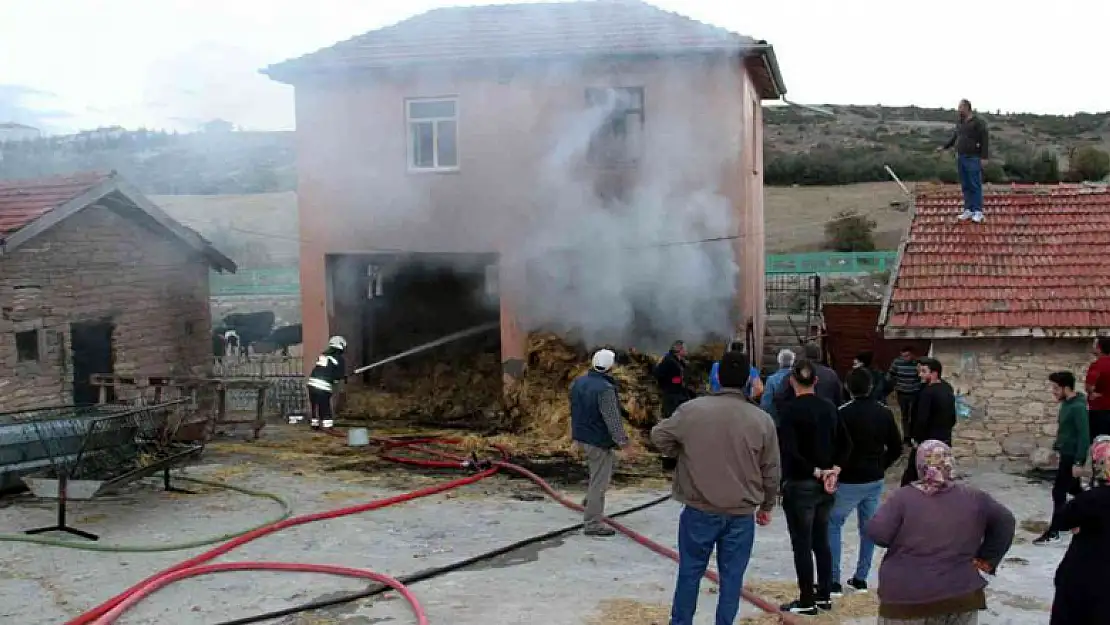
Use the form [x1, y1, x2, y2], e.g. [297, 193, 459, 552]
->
[71, 320, 115, 405]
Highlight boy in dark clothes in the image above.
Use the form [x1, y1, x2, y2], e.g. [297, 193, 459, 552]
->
[901, 358, 956, 486]
[778, 359, 853, 615]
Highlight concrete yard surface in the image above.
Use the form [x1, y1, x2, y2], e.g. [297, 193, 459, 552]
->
[0, 448, 1066, 625]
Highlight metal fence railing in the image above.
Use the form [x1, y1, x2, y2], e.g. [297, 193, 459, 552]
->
[765, 251, 896, 275]
[212, 355, 306, 418]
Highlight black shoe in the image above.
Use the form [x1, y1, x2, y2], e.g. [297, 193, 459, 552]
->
[780, 600, 818, 616]
[584, 525, 616, 537]
[829, 582, 843, 597]
[816, 596, 833, 611]
[1033, 531, 1061, 546]
[846, 578, 869, 593]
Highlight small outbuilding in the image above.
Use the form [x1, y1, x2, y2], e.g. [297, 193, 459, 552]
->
[879, 184, 1110, 468]
[0, 171, 236, 412]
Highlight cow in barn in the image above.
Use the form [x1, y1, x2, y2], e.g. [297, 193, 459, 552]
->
[267, 324, 303, 356]
[221, 312, 275, 357]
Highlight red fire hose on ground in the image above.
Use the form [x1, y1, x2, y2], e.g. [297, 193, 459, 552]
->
[67, 436, 798, 625]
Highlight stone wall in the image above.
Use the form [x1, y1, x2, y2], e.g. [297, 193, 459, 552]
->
[0, 204, 212, 412]
[933, 337, 1094, 470]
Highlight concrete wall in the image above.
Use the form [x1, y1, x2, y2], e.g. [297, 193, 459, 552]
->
[935, 337, 1095, 469]
[0, 204, 212, 412]
[292, 56, 766, 375]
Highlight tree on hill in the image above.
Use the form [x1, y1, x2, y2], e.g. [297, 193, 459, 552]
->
[1065, 146, 1110, 182]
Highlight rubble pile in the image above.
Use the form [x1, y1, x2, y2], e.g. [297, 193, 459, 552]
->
[343, 332, 720, 453]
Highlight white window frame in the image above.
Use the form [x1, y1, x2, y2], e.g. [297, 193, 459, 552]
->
[406, 97, 459, 173]
[586, 86, 645, 166]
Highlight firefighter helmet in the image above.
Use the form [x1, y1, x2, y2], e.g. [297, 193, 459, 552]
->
[328, 336, 347, 351]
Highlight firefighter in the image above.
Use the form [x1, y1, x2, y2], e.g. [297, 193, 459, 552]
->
[307, 336, 347, 430]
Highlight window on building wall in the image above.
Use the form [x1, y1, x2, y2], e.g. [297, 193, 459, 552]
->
[586, 87, 644, 165]
[407, 98, 458, 171]
[367, 264, 384, 299]
[15, 329, 39, 362]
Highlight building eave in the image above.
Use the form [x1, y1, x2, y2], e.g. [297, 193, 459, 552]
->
[263, 44, 786, 98]
[0, 173, 237, 273]
[882, 327, 1110, 340]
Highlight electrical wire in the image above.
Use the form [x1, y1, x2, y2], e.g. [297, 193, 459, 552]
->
[0, 476, 292, 553]
[214, 493, 673, 625]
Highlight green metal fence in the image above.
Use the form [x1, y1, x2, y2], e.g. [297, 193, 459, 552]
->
[210, 251, 898, 296]
[209, 268, 300, 296]
[765, 251, 896, 275]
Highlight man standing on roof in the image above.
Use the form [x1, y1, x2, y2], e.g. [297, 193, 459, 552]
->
[307, 336, 347, 430]
[937, 99, 990, 224]
[571, 349, 630, 537]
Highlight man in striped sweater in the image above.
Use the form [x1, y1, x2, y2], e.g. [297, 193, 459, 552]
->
[887, 346, 923, 445]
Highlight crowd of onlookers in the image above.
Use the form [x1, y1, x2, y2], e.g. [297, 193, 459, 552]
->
[568, 336, 1110, 625]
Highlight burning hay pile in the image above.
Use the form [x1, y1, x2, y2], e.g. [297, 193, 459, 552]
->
[342, 331, 719, 453]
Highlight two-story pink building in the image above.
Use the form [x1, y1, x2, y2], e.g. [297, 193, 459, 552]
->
[264, 1, 786, 385]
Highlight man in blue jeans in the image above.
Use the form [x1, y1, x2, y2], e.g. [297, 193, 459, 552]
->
[938, 99, 990, 224]
[652, 351, 781, 625]
[828, 367, 903, 595]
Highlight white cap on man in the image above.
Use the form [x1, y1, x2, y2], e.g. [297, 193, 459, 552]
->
[592, 349, 616, 372]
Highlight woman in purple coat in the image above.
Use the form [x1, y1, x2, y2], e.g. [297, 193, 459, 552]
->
[866, 440, 1016, 625]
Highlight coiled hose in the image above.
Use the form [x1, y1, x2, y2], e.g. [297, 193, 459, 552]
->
[65, 436, 798, 625]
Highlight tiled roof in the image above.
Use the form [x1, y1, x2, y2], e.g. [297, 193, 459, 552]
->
[266, 1, 757, 76]
[883, 184, 1110, 333]
[0, 172, 113, 237]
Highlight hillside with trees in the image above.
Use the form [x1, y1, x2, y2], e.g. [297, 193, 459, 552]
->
[1, 106, 1108, 194]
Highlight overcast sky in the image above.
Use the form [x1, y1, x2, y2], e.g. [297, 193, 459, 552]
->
[1, 0, 1106, 134]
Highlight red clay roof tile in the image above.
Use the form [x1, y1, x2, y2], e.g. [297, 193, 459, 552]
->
[885, 184, 1110, 332]
[0, 171, 113, 237]
[266, 1, 755, 76]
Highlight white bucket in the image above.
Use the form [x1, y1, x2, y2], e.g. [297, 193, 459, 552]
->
[347, 427, 370, 447]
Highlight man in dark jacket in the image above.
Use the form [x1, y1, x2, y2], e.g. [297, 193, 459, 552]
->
[938, 99, 989, 223]
[887, 346, 922, 444]
[655, 340, 695, 419]
[570, 348, 630, 537]
[778, 358, 853, 615]
[901, 357, 957, 486]
[775, 343, 842, 414]
[852, 351, 888, 403]
[828, 368, 903, 596]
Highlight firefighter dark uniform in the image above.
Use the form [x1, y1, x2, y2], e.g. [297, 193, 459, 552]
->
[307, 336, 346, 429]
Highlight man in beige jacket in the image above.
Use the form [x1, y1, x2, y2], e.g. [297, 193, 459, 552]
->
[651, 350, 781, 625]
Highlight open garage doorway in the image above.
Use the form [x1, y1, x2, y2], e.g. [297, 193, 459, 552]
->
[324, 252, 502, 426]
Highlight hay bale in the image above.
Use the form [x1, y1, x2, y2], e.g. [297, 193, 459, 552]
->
[342, 331, 722, 455]
[586, 580, 878, 624]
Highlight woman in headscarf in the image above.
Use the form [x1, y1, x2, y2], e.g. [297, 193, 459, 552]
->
[1050, 435, 1110, 624]
[865, 440, 1016, 625]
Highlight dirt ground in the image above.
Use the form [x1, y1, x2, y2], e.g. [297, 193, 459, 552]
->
[0, 426, 1061, 625]
[764, 182, 911, 252]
